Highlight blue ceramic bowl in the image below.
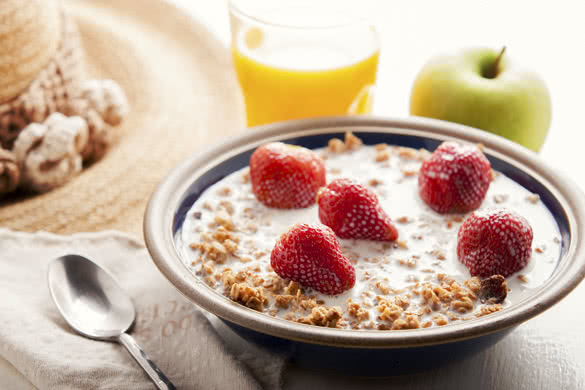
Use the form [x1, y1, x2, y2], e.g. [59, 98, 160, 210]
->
[144, 117, 585, 375]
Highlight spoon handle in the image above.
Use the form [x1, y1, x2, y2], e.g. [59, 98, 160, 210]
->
[118, 332, 177, 390]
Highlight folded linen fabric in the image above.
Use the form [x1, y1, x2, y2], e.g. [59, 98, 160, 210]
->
[0, 229, 285, 390]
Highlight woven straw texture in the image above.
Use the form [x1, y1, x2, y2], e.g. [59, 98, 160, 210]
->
[0, 10, 86, 150]
[0, 0, 61, 104]
[0, 0, 245, 237]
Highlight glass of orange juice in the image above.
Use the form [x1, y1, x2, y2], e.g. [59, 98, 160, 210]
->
[229, 0, 380, 127]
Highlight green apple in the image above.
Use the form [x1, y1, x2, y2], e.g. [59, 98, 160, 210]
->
[409, 47, 551, 152]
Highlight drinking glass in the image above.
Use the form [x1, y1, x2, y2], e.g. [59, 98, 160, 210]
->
[229, 0, 380, 127]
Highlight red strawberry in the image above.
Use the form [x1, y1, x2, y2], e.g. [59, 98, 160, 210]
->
[250, 142, 326, 208]
[317, 178, 398, 241]
[418, 141, 492, 214]
[457, 209, 533, 277]
[271, 223, 356, 295]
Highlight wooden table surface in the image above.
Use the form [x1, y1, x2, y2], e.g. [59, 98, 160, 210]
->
[2, 1, 584, 389]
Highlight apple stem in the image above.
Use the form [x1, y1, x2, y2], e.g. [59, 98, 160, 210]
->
[487, 46, 506, 79]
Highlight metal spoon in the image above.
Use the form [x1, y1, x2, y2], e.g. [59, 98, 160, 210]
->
[47, 254, 176, 390]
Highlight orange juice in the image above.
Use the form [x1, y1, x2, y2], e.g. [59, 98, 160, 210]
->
[232, 30, 379, 126]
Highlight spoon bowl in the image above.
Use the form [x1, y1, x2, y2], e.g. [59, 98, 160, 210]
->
[48, 254, 176, 390]
[48, 254, 135, 340]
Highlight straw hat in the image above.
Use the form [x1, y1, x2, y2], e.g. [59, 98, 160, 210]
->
[0, 0, 62, 103]
[0, 0, 246, 237]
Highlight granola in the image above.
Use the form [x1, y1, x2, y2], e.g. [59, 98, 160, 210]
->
[178, 136, 561, 331]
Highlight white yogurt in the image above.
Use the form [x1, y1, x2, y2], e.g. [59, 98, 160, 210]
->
[177, 144, 561, 329]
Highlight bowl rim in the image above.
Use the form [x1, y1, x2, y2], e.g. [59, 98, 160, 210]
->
[144, 116, 585, 349]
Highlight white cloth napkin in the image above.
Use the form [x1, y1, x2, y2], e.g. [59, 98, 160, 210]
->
[0, 229, 286, 390]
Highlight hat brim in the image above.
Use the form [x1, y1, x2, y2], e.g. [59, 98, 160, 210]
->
[0, 0, 245, 237]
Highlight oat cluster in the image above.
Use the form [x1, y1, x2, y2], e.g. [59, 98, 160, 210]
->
[189, 194, 505, 330]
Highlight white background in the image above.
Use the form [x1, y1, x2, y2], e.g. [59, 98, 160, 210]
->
[180, 0, 585, 184]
